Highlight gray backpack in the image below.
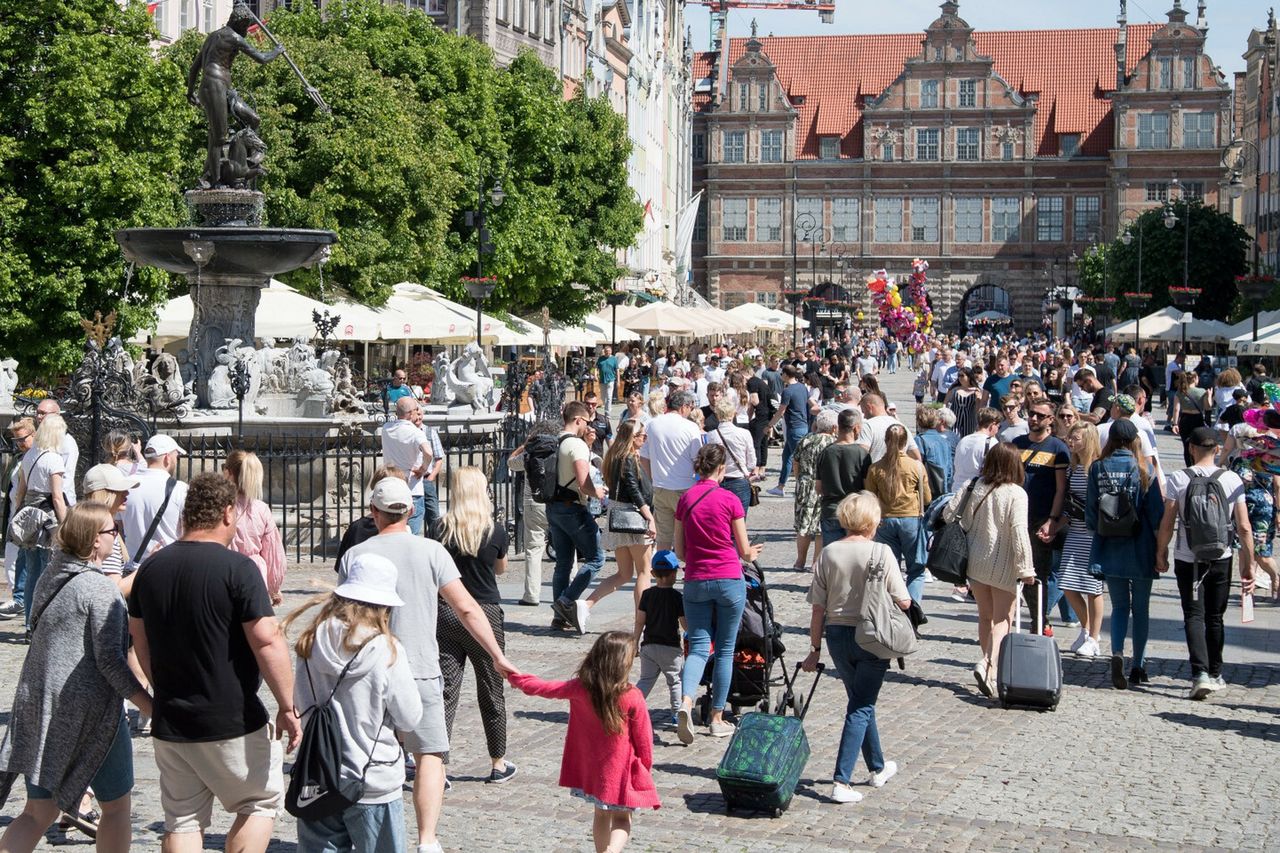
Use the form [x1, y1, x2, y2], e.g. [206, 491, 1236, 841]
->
[856, 546, 920, 660]
[1182, 469, 1232, 562]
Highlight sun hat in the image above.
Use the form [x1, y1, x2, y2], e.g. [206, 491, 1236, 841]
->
[83, 463, 140, 493]
[335, 553, 404, 607]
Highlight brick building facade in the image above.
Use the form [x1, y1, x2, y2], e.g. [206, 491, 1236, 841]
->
[690, 1, 1234, 332]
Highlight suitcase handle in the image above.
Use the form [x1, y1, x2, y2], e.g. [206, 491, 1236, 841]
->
[1014, 579, 1041, 635]
[790, 661, 824, 720]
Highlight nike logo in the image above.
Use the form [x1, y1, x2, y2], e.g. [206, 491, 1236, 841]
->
[295, 785, 327, 808]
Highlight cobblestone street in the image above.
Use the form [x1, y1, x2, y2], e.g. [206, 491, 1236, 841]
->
[1, 368, 1277, 851]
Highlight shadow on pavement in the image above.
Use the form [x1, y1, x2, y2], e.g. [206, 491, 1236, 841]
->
[512, 709, 569, 725]
[1152, 710, 1279, 741]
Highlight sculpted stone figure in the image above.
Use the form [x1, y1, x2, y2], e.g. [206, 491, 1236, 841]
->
[429, 351, 452, 405]
[445, 343, 495, 412]
[0, 358, 18, 408]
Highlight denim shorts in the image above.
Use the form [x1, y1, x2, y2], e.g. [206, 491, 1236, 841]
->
[28, 713, 133, 803]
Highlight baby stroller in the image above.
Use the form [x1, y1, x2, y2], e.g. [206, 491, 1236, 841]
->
[695, 562, 802, 722]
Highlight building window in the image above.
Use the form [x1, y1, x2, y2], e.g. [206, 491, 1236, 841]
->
[1180, 182, 1205, 201]
[959, 79, 976, 108]
[180, 0, 193, 30]
[875, 198, 903, 242]
[693, 199, 706, 242]
[757, 198, 782, 241]
[882, 142, 894, 162]
[1002, 140, 1014, 161]
[796, 197, 823, 239]
[1073, 196, 1100, 242]
[911, 198, 939, 242]
[759, 85, 768, 111]
[916, 128, 940, 161]
[758, 292, 779, 308]
[920, 80, 938, 109]
[760, 130, 784, 163]
[955, 197, 983, 243]
[738, 83, 750, 111]
[1137, 113, 1171, 149]
[1158, 57, 1172, 89]
[496, 0, 508, 19]
[692, 133, 705, 162]
[819, 136, 840, 160]
[1145, 182, 1169, 202]
[1183, 112, 1215, 148]
[722, 198, 747, 241]
[201, 0, 213, 31]
[1037, 196, 1065, 241]
[1059, 134, 1080, 158]
[723, 130, 746, 163]
[992, 197, 1020, 242]
[956, 128, 980, 161]
[1182, 55, 1197, 89]
[832, 198, 860, 241]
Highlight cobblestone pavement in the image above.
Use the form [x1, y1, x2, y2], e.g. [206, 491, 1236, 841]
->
[1, 366, 1277, 851]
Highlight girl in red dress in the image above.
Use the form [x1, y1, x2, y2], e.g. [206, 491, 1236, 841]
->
[509, 631, 660, 852]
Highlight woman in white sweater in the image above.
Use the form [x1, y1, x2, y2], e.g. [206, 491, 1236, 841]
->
[945, 442, 1035, 699]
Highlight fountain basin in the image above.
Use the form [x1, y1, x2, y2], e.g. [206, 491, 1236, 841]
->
[116, 227, 336, 277]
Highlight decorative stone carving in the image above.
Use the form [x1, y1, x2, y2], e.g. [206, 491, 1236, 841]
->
[0, 358, 18, 408]
[429, 352, 452, 405]
[207, 338, 242, 409]
[330, 355, 365, 415]
[443, 343, 495, 412]
[137, 352, 195, 420]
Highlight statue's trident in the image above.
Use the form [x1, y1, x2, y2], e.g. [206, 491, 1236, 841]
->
[245, 6, 331, 114]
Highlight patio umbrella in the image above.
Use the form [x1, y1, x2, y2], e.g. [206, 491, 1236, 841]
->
[614, 302, 699, 337]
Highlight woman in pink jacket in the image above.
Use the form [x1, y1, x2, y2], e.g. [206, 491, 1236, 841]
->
[224, 450, 287, 605]
[509, 631, 659, 852]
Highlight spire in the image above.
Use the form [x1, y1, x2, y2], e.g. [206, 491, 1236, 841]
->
[1115, 0, 1128, 91]
[1195, 0, 1207, 35]
[1168, 0, 1188, 24]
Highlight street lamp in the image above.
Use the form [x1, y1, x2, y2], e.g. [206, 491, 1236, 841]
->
[783, 286, 806, 349]
[1170, 286, 1202, 353]
[465, 163, 505, 346]
[605, 291, 628, 348]
[1044, 248, 1077, 339]
[1125, 291, 1152, 354]
[1162, 177, 1192, 296]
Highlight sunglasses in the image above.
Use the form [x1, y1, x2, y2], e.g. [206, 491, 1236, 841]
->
[98, 527, 117, 536]
[1057, 414, 1077, 420]
[1027, 412, 1053, 420]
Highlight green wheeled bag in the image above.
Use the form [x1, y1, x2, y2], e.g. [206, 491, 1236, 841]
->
[715, 663, 822, 818]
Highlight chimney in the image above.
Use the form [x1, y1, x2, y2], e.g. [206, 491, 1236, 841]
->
[1114, 0, 1128, 91]
[1195, 0, 1207, 36]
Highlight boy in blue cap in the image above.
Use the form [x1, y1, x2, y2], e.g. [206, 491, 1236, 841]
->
[633, 550, 686, 725]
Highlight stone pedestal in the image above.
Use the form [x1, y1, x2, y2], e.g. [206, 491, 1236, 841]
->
[188, 271, 269, 408]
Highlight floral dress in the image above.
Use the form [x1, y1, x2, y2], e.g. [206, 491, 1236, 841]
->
[792, 432, 835, 537]
[1231, 454, 1275, 558]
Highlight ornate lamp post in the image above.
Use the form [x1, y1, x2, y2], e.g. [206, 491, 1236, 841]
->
[463, 276, 498, 348]
[605, 291, 628, 348]
[783, 287, 806, 349]
[465, 163, 505, 347]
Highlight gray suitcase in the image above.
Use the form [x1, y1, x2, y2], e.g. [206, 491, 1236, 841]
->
[996, 582, 1062, 711]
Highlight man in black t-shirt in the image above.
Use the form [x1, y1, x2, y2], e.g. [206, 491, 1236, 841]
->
[1012, 399, 1070, 636]
[129, 473, 300, 847]
[1074, 367, 1114, 425]
[748, 369, 777, 477]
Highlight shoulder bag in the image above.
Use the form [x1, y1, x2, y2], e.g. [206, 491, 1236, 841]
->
[606, 457, 648, 534]
[8, 451, 56, 548]
[716, 427, 759, 507]
[131, 477, 178, 564]
[925, 480, 991, 585]
[855, 545, 920, 660]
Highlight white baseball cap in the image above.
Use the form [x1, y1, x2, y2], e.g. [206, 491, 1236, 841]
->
[83, 463, 140, 493]
[369, 477, 413, 514]
[335, 553, 404, 608]
[143, 434, 186, 458]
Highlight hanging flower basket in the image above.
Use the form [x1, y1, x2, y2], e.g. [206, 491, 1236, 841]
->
[1168, 287, 1202, 297]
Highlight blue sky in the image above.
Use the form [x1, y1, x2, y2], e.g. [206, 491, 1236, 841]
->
[686, 1, 1265, 78]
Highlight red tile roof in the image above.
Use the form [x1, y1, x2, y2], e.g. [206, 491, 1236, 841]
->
[693, 25, 1160, 159]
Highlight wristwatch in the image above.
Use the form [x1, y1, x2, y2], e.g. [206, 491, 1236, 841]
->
[809, 643, 821, 654]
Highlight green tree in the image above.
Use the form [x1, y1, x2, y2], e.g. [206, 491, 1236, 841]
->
[1077, 200, 1249, 321]
[0, 0, 187, 376]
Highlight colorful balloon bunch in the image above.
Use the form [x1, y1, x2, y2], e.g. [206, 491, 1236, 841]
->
[867, 258, 934, 349]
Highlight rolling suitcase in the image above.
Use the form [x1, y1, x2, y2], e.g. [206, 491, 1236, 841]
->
[996, 581, 1063, 710]
[716, 663, 823, 818]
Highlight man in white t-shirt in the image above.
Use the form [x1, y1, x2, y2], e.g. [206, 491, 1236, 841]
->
[1156, 426, 1254, 701]
[380, 396, 434, 534]
[122, 434, 189, 571]
[857, 392, 919, 463]
[35, 399, 77, 506]
[548, 401, 608, 635]
[929, 348, 956, 402]
[704, 355, 725, 385]
[952, 407, 1002, 490]
[639, 389, 701, 550]
[1098, 393, 1163, 485]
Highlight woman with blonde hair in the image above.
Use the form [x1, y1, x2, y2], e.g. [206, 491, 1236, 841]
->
[594, 418, 656, 608]
[1057, 422, 1106, 658]
[1212, 366, 1246, 418]
[102, 430, 143, 477]
[13, 413, 68, 631]
[865, 423, 931, 604]
[430, 466, 516, 783]
[645, 390, 668, 418]
[223, 449, 287, 606]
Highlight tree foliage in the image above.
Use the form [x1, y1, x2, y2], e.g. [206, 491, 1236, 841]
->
[0, 0, 187, 375]
[1076, 201, 1249, 321]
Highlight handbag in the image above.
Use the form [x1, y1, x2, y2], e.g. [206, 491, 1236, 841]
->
[925, 480, 990, 585]
[856, 546, 920, 660]
[716, 427, 760, 506]
[8, 503, 56, 548]
[607, 501, 648, 534]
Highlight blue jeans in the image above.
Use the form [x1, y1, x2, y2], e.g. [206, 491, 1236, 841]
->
[1107, 577, 1153, 668]
[778, 426, 808, 487]
[296, 799, 405, 853]
[11, 548, 27, 608]
[681, 577, 747, 711]
[20, 547, 49, 630]
[825, 625, 888, 784]
[721, 478, 751, 517]
[874, 517, 926, 603]
[27, 713, 132, 803]
[820, 517, 846, 548]
[421, 480, 440, 531]
[1048, 549, 1078, 623]
[547, 502, 605, 604]
[408, 495, 425, 536]
[886, 353, 898, 373]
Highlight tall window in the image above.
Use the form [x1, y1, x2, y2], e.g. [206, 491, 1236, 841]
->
[180, 0, 192, 30]
[1182, 56, 1197, 89]
[1137, 113, 1171, 149]
[1183, 112, 1215, 148]
[497, 0, 508, 19]
[1037, 196, 1065, 241]
[874, 198, 903, 242]
[1073, 196, 1100, 242]
[992, 197, 1020, 242]
[920, 80, 938, 109]
[722, 198, 747, 241]
[761, 130, 784, 163]
[1002, 140, 1014, 161]
[528, 0, 539, 36]
[956, 128, 980, 161]
[1145, 182, 1169, 202]
[911, 198, 939, 242]
[201, 0, 213, 31]
[758, 85, 768, 111]
[723, 130, 746, 163]
[693, 199, 707, 242]
[756, 198, 782, 241]
[819, 137, 840, 160]
[955, 197, 983, 243]
[959, 79, 976, 108]
[1158, 57, 1172, 89]
[796, 197, 823, 239]
[1059, 134, 1080, 158]
[832, 198, 860, 241]
[882, 142, 894, 162]
[738, 83, 750, 112]
[692, 133, 705, 162]
[916, 128, 940, 161]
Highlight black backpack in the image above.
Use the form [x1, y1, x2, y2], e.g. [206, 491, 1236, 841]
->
[285, 647, 392, 821]
[1182, 468, 1233, 561]
[1095, 468, 1140, 538]
[524, 433, 577, 505]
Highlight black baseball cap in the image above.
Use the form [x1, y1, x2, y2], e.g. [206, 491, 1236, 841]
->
[1188, 426, 1219, 448]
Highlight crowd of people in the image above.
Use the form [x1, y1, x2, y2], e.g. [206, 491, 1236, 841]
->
[0, 328, 1269, 852]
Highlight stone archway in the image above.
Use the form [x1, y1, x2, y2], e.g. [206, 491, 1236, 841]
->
[957, 283, 1014, 335]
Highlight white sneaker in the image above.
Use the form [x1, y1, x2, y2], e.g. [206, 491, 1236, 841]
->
[574, 600, 590, 636]
[675, 707, 694, 745]
[869, 760, 898, 788]
[830, 782, 863, 804]
[1188, 672, 1213, 700]
[923, 571, 936, 583]
[1075, 638, 1100, 658]
[1069, 630, 1088, 654]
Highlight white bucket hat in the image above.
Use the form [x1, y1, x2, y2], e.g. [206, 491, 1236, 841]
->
[334, 553, 404, 608]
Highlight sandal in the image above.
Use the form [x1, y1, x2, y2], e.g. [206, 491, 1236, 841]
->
[59, 809, 100, 839]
